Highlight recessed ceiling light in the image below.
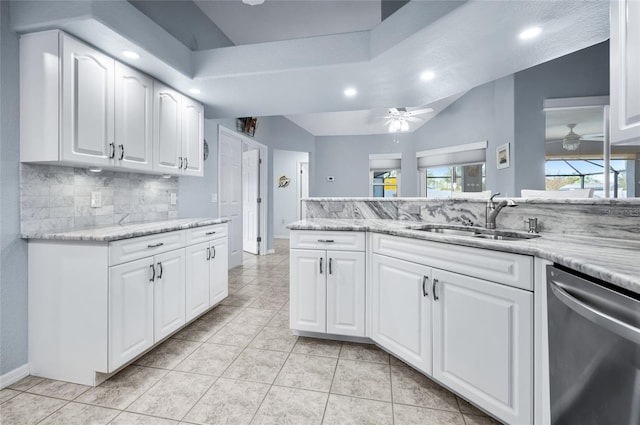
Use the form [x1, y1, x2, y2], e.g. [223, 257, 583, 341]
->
[344, 87, 357, 97]
[420, 71, 435, 81]
[189, 88, 201, 95]
[122, 50, 140, 60]
[242, 0, 264, 5]
[519, 26, 542, 40]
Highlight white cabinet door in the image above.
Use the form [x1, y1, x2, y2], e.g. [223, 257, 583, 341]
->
[114, 62, 153, 171]
[432, 269, 532, 425]
[209, 237, 229, 306]
[185, 242, 210, 322]
[153, 249, 186, 341]
[326, 250, 365, 337]
[108, 257, 154, 371]
[182, 97, 204, 177]
[153, 84, 182, 174]
[370, 254, 432, 374]
[611, 0, 640, 144]
[290, 249, 326, 333]
[61, 34, 114, 165]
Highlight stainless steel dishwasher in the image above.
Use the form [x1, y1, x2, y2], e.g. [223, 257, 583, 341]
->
[547, 265, 640, 425]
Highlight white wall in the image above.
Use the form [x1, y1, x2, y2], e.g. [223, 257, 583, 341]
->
[273, 150, 309, 238]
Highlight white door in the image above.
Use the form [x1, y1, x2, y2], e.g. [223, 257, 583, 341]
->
[326, 250, 365, 337]
[182, 97, 204, 176]
[370, 254, 432, 374]
[60, 34, 114, 166]
[290, 249, 326, 333]
[298, 162, 309, 220]
[108, 257, 154, 371]
[185, 242, 210, 322]
[153, 83, 182, 174]
[219, 131, 243, 268]
[114, 62, 153, 171]
[432, 269, 532, 425]
[209, 237, 229, 306]
[242, 149, 260, 255]
[153, 249, 186, 341]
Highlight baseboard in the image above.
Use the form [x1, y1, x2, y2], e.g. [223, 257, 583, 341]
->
[0, 364, 29, 389]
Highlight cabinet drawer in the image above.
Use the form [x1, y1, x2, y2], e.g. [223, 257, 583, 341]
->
[185, 224, 228, 245]
[290, 231, 365, 251]
[109, 230, 185, 266]
[371, 233, 533, 290]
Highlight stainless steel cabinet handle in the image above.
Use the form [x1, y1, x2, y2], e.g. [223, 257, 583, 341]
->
[329, 258, 333, 275]
[422, 275, 429, 297]
[118, 144, 124, 160]
[147, 242, 164, 248]
[317, 239, 334, 243]
[432, 278, 439, 301]
[178, 157, 183, 169]
[184, 158, 188, 169]
[206, 247, 211, 260]
[205, 231, 216, 235]
[108, 142, 115, 159]
[157, 262, 163, 279]
[149, 264, 155, 282]
[319, 257, 323, 274]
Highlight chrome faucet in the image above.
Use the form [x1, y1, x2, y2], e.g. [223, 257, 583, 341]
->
[485, 193, 516, 229]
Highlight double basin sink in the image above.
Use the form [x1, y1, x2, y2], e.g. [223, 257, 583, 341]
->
[406, 224, 540, 241]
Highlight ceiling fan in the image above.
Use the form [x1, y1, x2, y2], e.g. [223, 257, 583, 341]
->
[546, 123, 604, 151]
[383, 107, 434, 133]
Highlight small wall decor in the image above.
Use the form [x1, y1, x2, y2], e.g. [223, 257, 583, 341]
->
[278, 175, 291, 188]
[496, 143, 510, 169]
[236, 117, 258, 137]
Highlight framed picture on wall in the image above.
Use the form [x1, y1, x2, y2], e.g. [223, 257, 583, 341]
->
[496, 143, 510, 169]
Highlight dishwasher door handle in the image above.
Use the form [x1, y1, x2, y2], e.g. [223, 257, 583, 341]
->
[549, 279, 640, 345]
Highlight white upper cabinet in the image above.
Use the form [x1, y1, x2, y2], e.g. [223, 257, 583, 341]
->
[115, 62, 153, 171]
[153, 83, 183, 174]
[182, 97, 204, 176]
[610, 0, 640, 144]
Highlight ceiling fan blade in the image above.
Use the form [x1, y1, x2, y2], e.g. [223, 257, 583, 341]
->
[580, 138, 604, 142]
[407, 108, 434, 116]
[545, 139, 563, 144]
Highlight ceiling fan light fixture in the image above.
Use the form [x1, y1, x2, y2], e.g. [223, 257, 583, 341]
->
[400, 119, 410, 132]
[562, 123, 581, 151]
[242, 0, 265, 5]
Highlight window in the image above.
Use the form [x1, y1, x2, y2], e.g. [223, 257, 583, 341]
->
[369, 153, 401, 197]
[545, 159, 628, 198]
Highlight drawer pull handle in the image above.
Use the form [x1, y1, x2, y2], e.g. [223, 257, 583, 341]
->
[147, 242, 164, 248]
[149, 264, 155, 282]
[319, 257, 323, 274]
[157, 262, 163, 279]
[422, 275, 429, 297]
[205, 231, 217, 235]
[317, 239, 335, 243]
[433, 278, 439, 301]
[207, 247, 211, 261]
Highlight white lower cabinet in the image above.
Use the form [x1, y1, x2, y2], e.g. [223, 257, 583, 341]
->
[209, 237, 229, 306]
[432, 269, 532, 425]
[153, 249, 186, 340]
[185, 242, 212, 321]
[370, 254, 432, 374]
[290, 247, 365, 337]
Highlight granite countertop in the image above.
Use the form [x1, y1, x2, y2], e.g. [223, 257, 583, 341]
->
[288, 218, 640, 295]
[22, 218, 230, 242]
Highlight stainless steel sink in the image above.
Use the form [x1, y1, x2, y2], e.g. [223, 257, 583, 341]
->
[410, 225, 479, 236]
[408, 224, 540, 241]
[472, 233, 540, 241]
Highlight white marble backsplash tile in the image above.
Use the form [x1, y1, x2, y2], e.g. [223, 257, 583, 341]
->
[21, 164, 179, 234]
[302, 198, 640, 240]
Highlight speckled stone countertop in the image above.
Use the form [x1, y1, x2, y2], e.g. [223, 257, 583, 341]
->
[288, 218, 640, 295]
[21, 218, 230, 242]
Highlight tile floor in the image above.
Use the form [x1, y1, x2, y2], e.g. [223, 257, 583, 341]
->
[0, 239, 501, 425]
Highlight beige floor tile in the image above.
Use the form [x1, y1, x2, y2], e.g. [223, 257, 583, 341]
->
[37, 401, 119, 425]
[330, 359, 392, 402]
[201, 305, 243, 322]
[76, 365, 167, 410]
[229, 275, 257, 286]
[248, 327, 298, 352]
[265, 310, 290, 328]
[126, 371, 215, 420]
[26, 378, 90, 400]
[274, 353, 337, 392]
[249, 295, 288, 310]
[235, 284, 264, 298]
[7, 375, 44, 391]
[175, 343, 243, 376]
[110, 411, 179, 424]
[134, 338, 201, 369]
[172, 317, 227, 342]
[183, 378, 270, 425]
[207, 322, 263, 347]
[463, 414, 503, 425]
[322, 394, 393, 425]
[457, 396, 488, 416]
[292, 337, 342, 358]
[222, 348, 288, 384]
[250, 386, 327, 425]
[0, 393, 67, 425]
[391, 365, 459, 412]
[340, 342, 390, 364]
[0, 388, 20, 404]
[221, 294, 258, 308]
[230, 308, 276, 327]
[394, 404, 466, 425]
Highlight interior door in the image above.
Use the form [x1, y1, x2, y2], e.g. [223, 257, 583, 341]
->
[153, 249, 186, 341]
[153, 83, 182, 173]
[219, 131, 243, 268]
[185, 242, 210, 322]
[182, 97, 204, 176]
[242, 148, 260, 255]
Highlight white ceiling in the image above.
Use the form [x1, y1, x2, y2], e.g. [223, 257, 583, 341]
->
[194, 0, 382, 46]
